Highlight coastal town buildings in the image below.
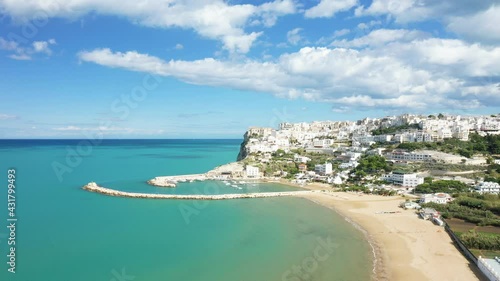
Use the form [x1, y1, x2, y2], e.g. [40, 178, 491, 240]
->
[385, 150, 432, 162]
[419, 193, 453, 204]
[315, 163, 333, 175]
[475, 182, 500, 194]
[245, 165, 260, 178]
[239, 114, 500, 160]
[382, 171, 424, 187]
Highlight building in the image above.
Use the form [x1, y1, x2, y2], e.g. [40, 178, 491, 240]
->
[400, 201, 421, 209]
[245, 165, 260, 178]
[386, 150, 432, 162]
[315, 163, 333, 175]
[419, 208, 440, 220]
[419, 193, 452, 204]
[298, 163, 307, 172]
[475, 182, 500, 194]
[382, 171, 424, 187]
[294, 154, 311, 163]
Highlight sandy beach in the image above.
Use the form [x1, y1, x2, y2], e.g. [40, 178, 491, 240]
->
[297, 189, 486, 281]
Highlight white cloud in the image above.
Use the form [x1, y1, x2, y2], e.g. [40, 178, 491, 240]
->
[357, 20, 381, 30]
[0, 114, 18, 120]
[333, 29, 350, 38]
[33, 39, 56, 55]
[0, 37, 18, 51]
[331, 29, 428, 48]
[305, 0, 358, 18]
[0, 0, 296, 53]
[355, 0, 499, 45]
[77, 35, 500, 111]
[447, 5, 500, 44]
[0, 37, 56, 59]
[175, 43, 184, 50]
[287, 28, 303, 45]
[9, 53, 31, 60]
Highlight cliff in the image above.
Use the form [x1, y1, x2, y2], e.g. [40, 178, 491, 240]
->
[237, 131, 250, 161]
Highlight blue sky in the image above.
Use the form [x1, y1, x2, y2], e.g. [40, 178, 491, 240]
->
[0, 0, 499, 138]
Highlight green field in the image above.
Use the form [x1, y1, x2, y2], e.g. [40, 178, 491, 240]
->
[447, 218, 500, 258]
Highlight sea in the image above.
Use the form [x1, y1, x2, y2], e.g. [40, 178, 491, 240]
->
[0, 139, 372, 281]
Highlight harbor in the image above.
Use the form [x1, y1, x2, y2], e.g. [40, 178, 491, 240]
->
[83, 182, 317, 200]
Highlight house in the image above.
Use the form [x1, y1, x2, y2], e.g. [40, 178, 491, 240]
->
[245, 165, 260, 178]
[298, 163, 307, 172]
[382, 171, 424, 187]
[294, 154, 311, 163]
[419, 208, 440, 220]
[315, 163, 333, 175]
[419, 193, 452, 204]
[475, 182, 500, 194]
[400, 201, 421, 210]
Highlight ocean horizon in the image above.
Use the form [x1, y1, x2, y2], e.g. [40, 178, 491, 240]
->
[0, 139, 372, 281]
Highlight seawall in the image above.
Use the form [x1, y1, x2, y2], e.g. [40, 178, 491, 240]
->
[83, 182, 317, 200]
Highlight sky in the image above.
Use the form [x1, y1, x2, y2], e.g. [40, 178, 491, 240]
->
[0, 0, 499, 138]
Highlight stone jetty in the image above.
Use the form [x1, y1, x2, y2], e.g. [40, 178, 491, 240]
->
[148, 174, 208, 187]
[83, 182, 317, 200]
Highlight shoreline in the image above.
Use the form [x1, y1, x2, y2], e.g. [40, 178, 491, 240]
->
[294, 189, 485, 281]
[302, 195, 383, 280]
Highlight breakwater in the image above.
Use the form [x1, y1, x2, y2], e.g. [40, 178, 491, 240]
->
[148, 174, 208, 187]
[83, 182, 317, 200]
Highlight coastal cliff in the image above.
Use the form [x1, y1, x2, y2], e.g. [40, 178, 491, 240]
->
[237, 131, 250, 161]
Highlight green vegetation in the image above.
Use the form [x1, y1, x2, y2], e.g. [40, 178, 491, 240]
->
[460, 230, 500, 250]
[354, 155, 391, 174]
[371, 123, 420, 135]
[421, 193, 500, 227]
[414, 180, 470, 194]
[340, 185, 397, 196]
[484, 163, 500, 184]
[396, 133, 500, 157]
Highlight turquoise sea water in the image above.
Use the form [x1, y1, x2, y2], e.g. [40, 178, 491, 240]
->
[0, 139, 372, 281]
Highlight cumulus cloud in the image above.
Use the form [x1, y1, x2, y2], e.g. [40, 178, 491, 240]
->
[0, 0, 296, 53]
[333, 29, 350, 38]
[0, 37, 56, 59]
[77, 33, 500, 111]
[286, 28, 303, 45]
[305, 0, 358, 18]
[355, 0, 499, 44]
[331, 29, 428, 48]
[33, 39, 56, 55]
[447, 5, 500, 44]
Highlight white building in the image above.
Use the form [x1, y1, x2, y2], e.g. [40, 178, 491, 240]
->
[315, 163, 333, 175]
[382, 171, 424, 187]
[419, 193, 452, 204]
[294, 154, 311, 163]
[245, 165, 260, 178]
[475, 182, 500, 194]
[386, 151, 432, 162]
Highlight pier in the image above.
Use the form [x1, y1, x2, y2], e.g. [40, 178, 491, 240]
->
[148, 174, 208, 187]
[83, 182, 317, 200]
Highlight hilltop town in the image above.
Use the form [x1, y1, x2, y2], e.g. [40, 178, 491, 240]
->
[231, 113, 497, 192]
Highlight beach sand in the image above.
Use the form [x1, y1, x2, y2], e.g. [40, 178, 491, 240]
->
[296, 189, 486, 281]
